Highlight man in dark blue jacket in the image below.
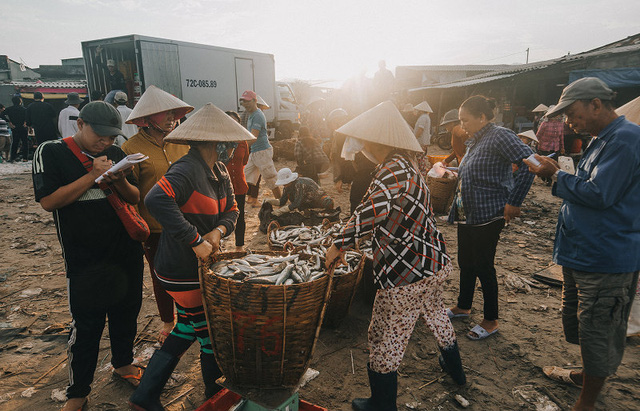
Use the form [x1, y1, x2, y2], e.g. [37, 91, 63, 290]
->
[527, 77, 640, 411]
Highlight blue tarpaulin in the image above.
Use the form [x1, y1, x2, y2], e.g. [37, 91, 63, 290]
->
[569, 68, 640, 88]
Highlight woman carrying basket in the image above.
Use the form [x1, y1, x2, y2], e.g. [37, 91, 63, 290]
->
[325, 101, 466, 411]
[129, 104, 255, 410]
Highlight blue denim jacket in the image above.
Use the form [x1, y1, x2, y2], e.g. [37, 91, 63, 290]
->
[553, 116, 640, 273]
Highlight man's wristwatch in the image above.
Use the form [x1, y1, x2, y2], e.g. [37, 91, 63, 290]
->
[215, 227, 225, 237]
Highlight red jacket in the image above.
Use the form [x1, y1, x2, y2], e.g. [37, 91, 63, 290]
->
[227, 141, 249, 195]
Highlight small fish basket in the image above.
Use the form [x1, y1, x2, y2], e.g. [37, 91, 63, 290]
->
[283, 243, 365, 328]
[199, 251, 334, 389]
[426, 175, 457, 214]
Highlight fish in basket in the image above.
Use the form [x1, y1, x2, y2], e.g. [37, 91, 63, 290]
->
[199, 251, 334, 389]
[267, 220, 344, 250]
[283, 243, 365, 328]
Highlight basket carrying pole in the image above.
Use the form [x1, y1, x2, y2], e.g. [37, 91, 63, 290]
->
[303, 259, 337, 372]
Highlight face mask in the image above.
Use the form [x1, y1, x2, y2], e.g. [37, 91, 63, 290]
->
[361, 149, 379, 164]
[341, 137, 364, 161]
[216, 141, 238, 164]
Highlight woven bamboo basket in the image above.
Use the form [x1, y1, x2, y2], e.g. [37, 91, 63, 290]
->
[282, 243, 365, 328]
[426, 175, 457, 214]
[199, 251, 334, 389]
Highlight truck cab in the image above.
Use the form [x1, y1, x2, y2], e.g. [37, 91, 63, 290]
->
[274, 81, 300, 139]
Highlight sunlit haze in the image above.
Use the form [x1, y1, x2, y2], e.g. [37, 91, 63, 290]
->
[2, 0, 639, 84]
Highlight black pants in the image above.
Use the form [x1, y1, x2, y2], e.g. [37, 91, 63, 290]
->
[10, 128, 28, 161]
[456, 219, 505, 321]
[235, 194, 246, 246]
[66, 257, 143, 398]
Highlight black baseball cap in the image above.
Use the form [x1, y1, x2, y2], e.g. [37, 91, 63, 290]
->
[79, 101, 123, 137]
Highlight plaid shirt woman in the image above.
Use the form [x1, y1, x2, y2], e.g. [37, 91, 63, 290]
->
[334, 152, 450, 288]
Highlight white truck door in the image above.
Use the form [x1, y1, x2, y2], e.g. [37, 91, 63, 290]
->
[139, 41, 182, 99]
[235, 58, 255, 113]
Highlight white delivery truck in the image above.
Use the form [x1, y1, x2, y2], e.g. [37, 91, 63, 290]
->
[81, 34, 300, 138]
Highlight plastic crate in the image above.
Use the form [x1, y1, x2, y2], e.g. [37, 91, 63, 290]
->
[196, 389, 327, 411]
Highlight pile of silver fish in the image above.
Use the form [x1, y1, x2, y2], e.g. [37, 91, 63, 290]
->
[269, 222, 344, 248]
[297, 245, 363, 276]
[208, 254, 325, 285]
[359, 238, 373, 259]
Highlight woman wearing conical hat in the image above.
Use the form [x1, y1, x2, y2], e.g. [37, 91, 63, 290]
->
[325, 101, 466, 410]
[122, 85, 194, 345]
[130, 103, 255, 409]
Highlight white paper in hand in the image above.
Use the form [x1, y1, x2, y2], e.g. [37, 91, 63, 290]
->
[95, 153, 149, 183]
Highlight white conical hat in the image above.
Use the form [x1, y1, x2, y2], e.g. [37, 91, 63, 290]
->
[257, 95, 270, 110]
[517, 129, 539, 143]
[616, 96, 640, 125]
[413, 101, 433, 113]
[532, 104, 549, 113]
[164, 103, 256, 145]
[126, 85, 194, 126]
[336, 101, 423, 152]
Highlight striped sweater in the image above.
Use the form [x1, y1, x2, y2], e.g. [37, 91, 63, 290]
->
[145, 147, 238, 291]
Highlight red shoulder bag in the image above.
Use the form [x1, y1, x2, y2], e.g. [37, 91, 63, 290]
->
[63, 136, 150, 242]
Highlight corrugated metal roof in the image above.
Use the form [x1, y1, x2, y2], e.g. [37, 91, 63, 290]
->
[410, 42, 640, 92]
[397, 64, 512, 72]
[10, 80, 87, 88]
[413, 73, 518, 90]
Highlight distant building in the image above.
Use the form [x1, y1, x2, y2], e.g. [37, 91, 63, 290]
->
[403, 33, 640, 131]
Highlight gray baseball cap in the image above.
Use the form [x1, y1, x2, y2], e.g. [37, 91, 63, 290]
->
[79, 101, 123, 137]
[546, 77, 615, 118]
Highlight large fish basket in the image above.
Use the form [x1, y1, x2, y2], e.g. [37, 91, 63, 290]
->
[267, 220, 335, 250]
[283, 243, 365, 328]
[426, 175, 457, 214]
[199, 251, 334, 389]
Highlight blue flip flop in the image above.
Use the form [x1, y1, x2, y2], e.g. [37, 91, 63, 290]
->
[446, 308, 469, 319]
[467, 324, 498, 340]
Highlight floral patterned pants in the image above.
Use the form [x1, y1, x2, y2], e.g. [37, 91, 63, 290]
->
[369, 263, 456, 373]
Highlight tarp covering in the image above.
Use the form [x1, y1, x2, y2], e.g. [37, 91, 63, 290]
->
[569, 68, 640, 88]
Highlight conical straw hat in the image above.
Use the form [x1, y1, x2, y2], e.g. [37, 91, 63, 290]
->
[336, 101, 423, 152]
[257, 95, 270, 110]
[126, 85, 194, 126]
[532, 103, 549, 113]
[164, 103, 256, 145]
[517, 129, 538, 143]
[414, 101, 433, 113]
[616, 96, 640, 125]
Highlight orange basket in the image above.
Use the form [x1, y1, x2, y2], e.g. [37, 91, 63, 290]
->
[427, 155, 448, 165]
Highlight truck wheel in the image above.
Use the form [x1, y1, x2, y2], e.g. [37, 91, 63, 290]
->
[437, 133, 452, 150]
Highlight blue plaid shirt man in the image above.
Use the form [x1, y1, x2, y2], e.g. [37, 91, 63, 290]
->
[449, 123, 535, 225]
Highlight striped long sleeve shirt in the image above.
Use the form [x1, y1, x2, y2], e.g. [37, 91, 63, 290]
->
[334, 152, 450, 289]
[145, 147, 238, 291]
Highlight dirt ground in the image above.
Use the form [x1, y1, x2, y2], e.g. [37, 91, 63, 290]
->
[1, 147, 638, 411]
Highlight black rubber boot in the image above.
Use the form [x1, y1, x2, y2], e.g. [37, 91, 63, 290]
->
[200, 352, 223, 399]
[129, 350, 179, 411]
[352, 363, 397, 411]
[438, 341, 466, 385]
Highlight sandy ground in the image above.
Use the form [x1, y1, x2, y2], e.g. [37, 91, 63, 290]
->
[0, 148, 638, 411]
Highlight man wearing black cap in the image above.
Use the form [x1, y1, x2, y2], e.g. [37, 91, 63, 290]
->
[526, 77, 640, 411]
[26, 91, 58, 145]
[32, 101, 144, 411]
[58, 92, 83, 138]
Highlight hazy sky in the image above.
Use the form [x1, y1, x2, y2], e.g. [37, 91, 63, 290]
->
[2, 0, 639, 83]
